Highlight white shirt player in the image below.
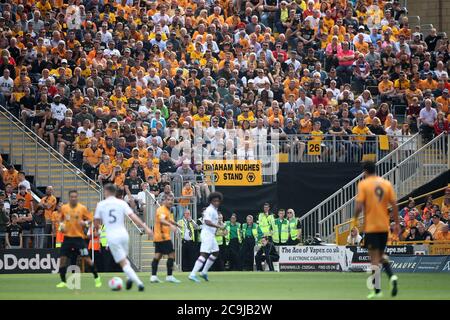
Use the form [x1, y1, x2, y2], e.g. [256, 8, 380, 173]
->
[201, 204, 219, 237]
[94, 196, 133, 240]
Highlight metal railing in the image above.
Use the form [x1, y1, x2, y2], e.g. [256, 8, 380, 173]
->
[142, 191, 192, 271]
[143, 189, 205, 271]
[125, 215, 143, 271]
[0, 105, 102, 211]
[298, 133, 421, 240]
[192, 141, 278, 184]
[279, 134, 415, 163]
[319, 133, 449, 242]
[17, 232, 54, 249]
[333, 185, 449, 244]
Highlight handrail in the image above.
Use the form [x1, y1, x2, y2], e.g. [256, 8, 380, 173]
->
[125, 216, 143, 271]
[126, 213, 144, 232]
[333, 185, 450, 244]
[394, 241, 450, 245]
[0, 105, 101, 191]
[396, 185, 449, 207]
[298, 132, 420, 239]
[324, 133, 446, 224]
[324, 133, 448, 242]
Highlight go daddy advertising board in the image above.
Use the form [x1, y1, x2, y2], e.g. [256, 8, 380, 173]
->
[203, 160, 262, 186]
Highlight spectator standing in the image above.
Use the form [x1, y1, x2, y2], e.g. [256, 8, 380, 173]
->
[419, 99, 438, 142]
[212, 213, 227, 271]
[225, 214, 242, 271]
[241, 215, 263, 271]
[257, 203, 275, 241]
[32, 205, 46, 249]
[286, 209, 301, 245]
[0, 200, 8, 248]
[17, 185, 34, 213]
[14, 198, 32, 248]
[273, 209, 289, 246]
[5, 214, 22, 249]
[177, 209, 199, 272]
[40, 186, 57, 248]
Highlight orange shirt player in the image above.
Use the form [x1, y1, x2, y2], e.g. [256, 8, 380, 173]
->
[151, 193, 181, 283]
[56, 190, 102, 289]
[354, 161, 399, 299]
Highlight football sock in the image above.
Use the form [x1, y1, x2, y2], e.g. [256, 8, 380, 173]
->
[90, 263, 98, 279]
[151, 258, 159, 276]
[123, 262, 143, 286]
[372, 265, 381, 293]
[382, 258, 394, 278]
[190, 256, 206, 276]
[202, 255, 217, 274]
[59, 266, 67, 283]
[167, 258, 174, 276]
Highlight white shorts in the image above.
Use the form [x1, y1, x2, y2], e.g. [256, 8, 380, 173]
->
[107, 233, 129, 263]
[200, 233, 219, 254]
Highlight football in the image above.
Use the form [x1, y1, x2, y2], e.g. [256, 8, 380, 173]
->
[108, 277, 123, 291]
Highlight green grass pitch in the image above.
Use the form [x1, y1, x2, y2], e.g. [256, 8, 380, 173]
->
[1, 272, 450, 300]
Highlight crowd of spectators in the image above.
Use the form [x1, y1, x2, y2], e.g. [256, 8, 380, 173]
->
[394, 190, 450, 242]
[0, 158, 53, 249]
[0, 0, 448, 178]
[347, 188, 450, 245]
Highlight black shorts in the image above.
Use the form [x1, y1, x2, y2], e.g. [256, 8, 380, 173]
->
[363, 232, 388, 252]
[60, 237, 89, 257]
[155, 240, 174, 255]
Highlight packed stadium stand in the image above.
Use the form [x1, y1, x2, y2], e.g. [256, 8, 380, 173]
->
[0, 0, 448, 273]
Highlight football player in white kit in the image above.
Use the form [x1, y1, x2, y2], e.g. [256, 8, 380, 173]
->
[94, 184, 152, 291]
[189, 192, 225, 282]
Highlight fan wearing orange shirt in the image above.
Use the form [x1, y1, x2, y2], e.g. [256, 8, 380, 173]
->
[434, 224, 450, 241]
[2, 165, 19, 189]
[103, 136, 117, 158]
[98, 155, 114, 185]
[56, 190, 102, 288]
[17, 185, 34, 212]
[112, 165, 126, 188]
[151, 194, 181, 283]
[354, 161, 399, 299]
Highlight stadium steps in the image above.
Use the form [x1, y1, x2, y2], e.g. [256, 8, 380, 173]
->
[0, 108, 101, 211]
[140, 240, 167, 273]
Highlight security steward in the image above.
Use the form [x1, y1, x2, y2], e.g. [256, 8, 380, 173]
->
[286, 209, 301, 245]
[273, 209, 289, 246]
[88, 224, 102, 270]
[241, 215, 263, 271]
[225, 213, 242, 271]
[257, 203, 275, 241]
[177, 208, 199, 271]
[211, 212, 227, 271]
[194, 208, 205, 257]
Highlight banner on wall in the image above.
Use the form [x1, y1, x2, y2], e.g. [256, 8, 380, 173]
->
[346, 245, 415, 272]
[279, 246, 450, 273]
[279, 246, 353, 272]
[203, 160, 262, 186]
[0, 249, 60, 274]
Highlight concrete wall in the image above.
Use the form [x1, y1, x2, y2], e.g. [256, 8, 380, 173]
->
[407, 0, 449, 34]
